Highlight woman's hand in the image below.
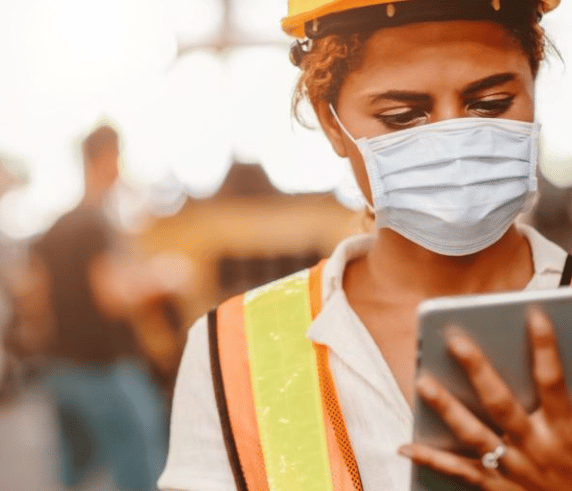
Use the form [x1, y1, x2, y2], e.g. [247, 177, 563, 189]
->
[399, 308, 572, 491]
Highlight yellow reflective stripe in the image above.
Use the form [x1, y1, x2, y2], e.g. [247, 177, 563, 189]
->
[243, 270, 334, 491]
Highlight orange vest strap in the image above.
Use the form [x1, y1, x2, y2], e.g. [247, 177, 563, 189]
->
[315, 342, 364, 491]
[310, 261, 364, 491]
[209, 297, 268, 491]
[309, 259, 325, 318]
[212, 260, 362, 490]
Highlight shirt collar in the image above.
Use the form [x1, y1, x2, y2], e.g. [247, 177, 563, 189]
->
[518, 223, 567, 281]
[318, 225, 567, 304]
[320, 233, 376, 304]
[306, 234, 412, 415]
[307, 235, 385, 387]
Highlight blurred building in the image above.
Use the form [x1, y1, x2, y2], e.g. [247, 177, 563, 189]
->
[136, 163, 361, 320]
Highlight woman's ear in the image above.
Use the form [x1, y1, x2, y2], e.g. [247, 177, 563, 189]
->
[314, 100, 349, 158]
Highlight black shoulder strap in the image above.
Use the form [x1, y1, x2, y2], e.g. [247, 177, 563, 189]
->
[208, 309, 249, 491]
[559, 254, 572, 286]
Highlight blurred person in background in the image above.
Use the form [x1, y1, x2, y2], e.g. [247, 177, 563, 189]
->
[159, 0, 572, 490]
[29, 124, 176, 491]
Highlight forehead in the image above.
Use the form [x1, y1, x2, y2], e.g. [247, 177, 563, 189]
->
[345, 20, 531, 93]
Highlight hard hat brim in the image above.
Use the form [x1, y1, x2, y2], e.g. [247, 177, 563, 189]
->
[281, 0, 406, 38]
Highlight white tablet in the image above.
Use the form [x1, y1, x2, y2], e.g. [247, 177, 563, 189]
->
[411, 287, 572, 491]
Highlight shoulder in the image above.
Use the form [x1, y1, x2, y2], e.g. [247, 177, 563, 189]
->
[158, 314, 235, 490]
[167, 314, 213, 419]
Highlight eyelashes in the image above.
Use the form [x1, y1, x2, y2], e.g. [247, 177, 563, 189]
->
[375, 107, 429, 129]
[466, 95, 516, 117]
[374, 95, 516, 130]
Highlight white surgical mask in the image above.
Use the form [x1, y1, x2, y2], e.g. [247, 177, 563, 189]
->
[330, 106, 540, 256]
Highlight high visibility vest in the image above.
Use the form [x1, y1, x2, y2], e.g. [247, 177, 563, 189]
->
[208, 253, 572, 491]
[208, 260, 363, 491]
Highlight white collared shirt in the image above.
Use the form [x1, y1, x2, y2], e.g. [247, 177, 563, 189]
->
[158, 225, 567, 491]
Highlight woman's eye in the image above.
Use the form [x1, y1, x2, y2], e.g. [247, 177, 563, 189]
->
[466, 95, 515, 117]
[375, 107, 429, 129]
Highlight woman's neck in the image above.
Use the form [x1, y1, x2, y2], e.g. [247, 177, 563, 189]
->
[357, 224, 534, 305]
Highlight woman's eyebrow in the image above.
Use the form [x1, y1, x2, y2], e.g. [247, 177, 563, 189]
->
[366, 73, 517, 104]
[368, 90, 432, 104]
[462, 72, 516, 96]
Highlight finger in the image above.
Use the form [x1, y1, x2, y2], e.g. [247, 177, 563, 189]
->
[417, 376, 547, 489]
[527, 307, 572, 422]
[417, 374, 500, 455]
[399, 444, 526, 491]
[448, 332, 531, 442]
[399, 443, 485, 488]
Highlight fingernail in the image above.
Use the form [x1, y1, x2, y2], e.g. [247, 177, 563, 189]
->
[448, 334, 472, 357]
[527, 308, 551, 334]
[417, 376, 438, 398]
[398, 446, 413, 458]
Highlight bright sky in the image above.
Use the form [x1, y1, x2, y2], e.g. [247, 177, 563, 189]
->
[0, 0, 571, 239]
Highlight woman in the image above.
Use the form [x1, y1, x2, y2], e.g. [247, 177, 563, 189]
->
[159, 0, 572, 490]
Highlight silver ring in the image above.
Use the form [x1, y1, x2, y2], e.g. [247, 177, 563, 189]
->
[481, 443, 507, 469]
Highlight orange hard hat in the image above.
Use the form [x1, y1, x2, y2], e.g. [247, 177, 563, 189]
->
[282, 0, 561, 38]
[282, 0, 404, 38]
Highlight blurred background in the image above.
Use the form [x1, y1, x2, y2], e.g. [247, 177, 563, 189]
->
[0, 0, 572, 490]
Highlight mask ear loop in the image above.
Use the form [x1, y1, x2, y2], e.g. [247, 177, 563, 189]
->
[328, 104, 377, 216]
[328, 103, 358, 144]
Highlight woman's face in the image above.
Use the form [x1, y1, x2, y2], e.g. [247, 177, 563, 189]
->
[317, 20, 535, 202]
